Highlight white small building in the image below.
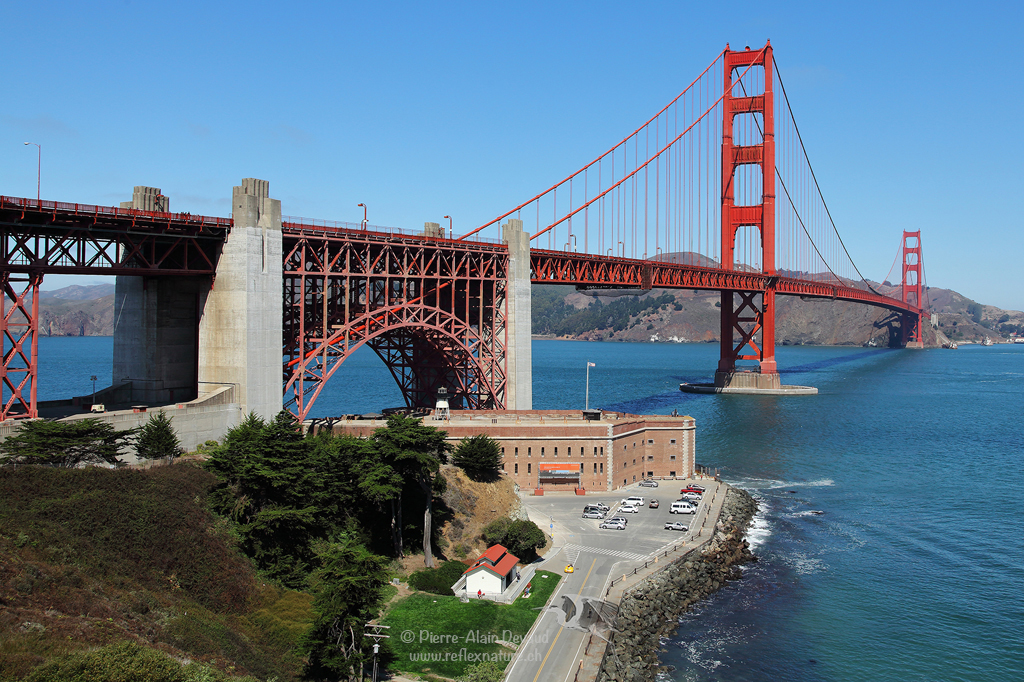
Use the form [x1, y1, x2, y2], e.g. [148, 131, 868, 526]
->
[462, 544, 519, 597]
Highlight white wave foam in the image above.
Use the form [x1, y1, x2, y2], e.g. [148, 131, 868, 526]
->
[745, 506, 772, 551]
[725, 476, 835, 491]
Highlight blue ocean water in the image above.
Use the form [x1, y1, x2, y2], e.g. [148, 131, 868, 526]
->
[29, 337, 1024, 680]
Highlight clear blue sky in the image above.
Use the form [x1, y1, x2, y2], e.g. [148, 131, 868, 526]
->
[3, 0, 1021, 309]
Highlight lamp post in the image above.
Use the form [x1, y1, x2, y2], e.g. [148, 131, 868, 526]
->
[23, 142, 40, 202]
[619, 240, 624, 257]
[357, 203, 367, 230]
[90, 375, 97, 406]
[443, 215, 453, 239]
[585, 362, 595, 410]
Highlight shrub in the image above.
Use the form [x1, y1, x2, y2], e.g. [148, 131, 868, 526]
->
[457, 660, 506, 682]
[0, 418, 136, 467]
[408, 560, 468, 595]
[135, 411, 183, 460]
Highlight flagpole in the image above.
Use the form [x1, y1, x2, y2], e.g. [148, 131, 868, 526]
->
[586, 362, 592, 410]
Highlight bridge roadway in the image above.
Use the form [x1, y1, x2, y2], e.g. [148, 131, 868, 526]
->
[504, 480, 726, 682]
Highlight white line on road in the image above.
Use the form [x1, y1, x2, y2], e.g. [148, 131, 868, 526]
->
[562, 543, 647, 562]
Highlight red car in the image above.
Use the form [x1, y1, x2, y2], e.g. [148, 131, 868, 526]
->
[680, 486, 705, 495]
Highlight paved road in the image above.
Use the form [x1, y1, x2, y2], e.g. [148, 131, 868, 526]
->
[505, 483, 710, 682]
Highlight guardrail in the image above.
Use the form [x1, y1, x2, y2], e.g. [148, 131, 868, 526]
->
[0, 196, 232, 228]
[283, 216, 504, 245]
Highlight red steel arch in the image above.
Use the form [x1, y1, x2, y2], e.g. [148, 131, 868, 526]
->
[281, 222, 508, 420]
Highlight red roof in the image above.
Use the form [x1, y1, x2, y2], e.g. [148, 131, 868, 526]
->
[479, 544, 507, 565]
[463, 544, 520, 577]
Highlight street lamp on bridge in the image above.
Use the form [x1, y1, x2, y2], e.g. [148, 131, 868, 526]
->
[23, 142, 40, 202]
[357, 203, 367, 230]
[443, 215, 453, 239]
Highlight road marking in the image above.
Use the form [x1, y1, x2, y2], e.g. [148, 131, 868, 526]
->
[532, 558, 597, 682]
[563, 543, 647, 562]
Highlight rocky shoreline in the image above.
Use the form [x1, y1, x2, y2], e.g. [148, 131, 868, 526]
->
[596, 487, 759, 682]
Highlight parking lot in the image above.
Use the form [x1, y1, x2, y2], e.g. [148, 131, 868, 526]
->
[525, 482, 707, 563]
[505, 480, 715, 682]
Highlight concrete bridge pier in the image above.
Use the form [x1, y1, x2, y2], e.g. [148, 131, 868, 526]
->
[197, 179, 283, 420]
[113, 187, 202, 405]
[112, 180, 283, 420]
[503, 218, 532, 410]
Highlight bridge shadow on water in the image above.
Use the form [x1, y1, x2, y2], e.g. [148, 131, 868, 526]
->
[600, 349, 894, 415]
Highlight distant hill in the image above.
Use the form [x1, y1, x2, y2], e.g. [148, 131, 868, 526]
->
[534, 283, 1024, 347]
[39, 283, 115, 301]
[21, 279, 1024, 345]
[34, 284, 115, 336]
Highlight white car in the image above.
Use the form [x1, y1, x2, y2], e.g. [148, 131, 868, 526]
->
[608, 516, 628, 526]
[619, 504, 640, 513]
[638, 479, 659, 488]
[621, 496, 645, 506]
[679, 492, 702, 501]
[664, 521, 688, 531]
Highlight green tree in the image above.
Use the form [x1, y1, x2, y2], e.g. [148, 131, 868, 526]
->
[134, 411, 183, 460]
[967, 302, 983, 324]
[451, 434, 503, 482]
[371, 414, 450, 567]
[503, 519, 546, 560]
[0, 418, 135, 468]
[483, 517, 546, 561]
[204, 411, 323, 586]
[300, 536, 393, 682]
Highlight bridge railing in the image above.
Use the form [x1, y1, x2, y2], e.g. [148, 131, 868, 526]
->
[282, 215, 504, 245]
[0, 196, 232, 228]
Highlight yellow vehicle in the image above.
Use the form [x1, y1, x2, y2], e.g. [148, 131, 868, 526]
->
[564, 564, 575, 573]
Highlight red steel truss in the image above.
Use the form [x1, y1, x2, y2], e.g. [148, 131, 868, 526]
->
[0, 196, 228, 277]
[282, 223, 509, 420]
[1, 272, 41, 419]
[532, 250, 919, 312]
[0, 196, 230, 420]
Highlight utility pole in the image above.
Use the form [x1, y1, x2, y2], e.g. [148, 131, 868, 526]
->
[363, 623, 390, 682]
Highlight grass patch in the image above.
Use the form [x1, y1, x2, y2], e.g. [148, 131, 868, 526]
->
[381, 571, 560, 678]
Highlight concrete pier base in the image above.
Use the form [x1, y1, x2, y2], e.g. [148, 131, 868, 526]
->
[679, 369, 817, 395]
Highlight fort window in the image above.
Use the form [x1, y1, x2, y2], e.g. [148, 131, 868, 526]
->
[528, 463, 531, 473]
[554, 447, 558, 458]
[670, 455, 676, 461]
[670, 439, 677, 444]
[514, 463, 518, 474]
[648, 439, 654, 444]
[579, 463, 584, 472]
[515, 447, 518, 458]
[593, 463, 597, 473]
[528, 447, 532, 457]
[541, 447, 545, 457]
[593, 447, 598, 457]
[600, 463, 604, 473]
[600, 447, 604, 456]
[648, 455, 654, 461]
[669, 470, 676, 477]
[632, 458, 636, 465]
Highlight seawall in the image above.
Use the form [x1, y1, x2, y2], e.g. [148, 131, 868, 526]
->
[595, 487, 758, 682]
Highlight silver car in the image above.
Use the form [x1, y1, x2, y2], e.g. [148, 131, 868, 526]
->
[582, 510, 605, 519]
[600, 520, 626, 530]
[664, 521, 688, 531]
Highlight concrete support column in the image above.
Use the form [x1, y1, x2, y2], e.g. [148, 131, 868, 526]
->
[503, 219, 532, 410]
[112, 277, 204, 404]
[113, 186, 200, 405]
[197, 179, 283, 420]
